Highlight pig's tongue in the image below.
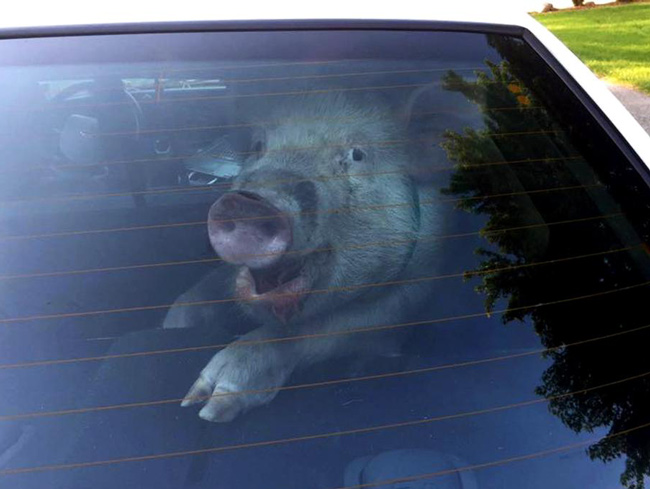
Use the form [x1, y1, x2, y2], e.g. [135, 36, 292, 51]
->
[235, 263, 309, 323]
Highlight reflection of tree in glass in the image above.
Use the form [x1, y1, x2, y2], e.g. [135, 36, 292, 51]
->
[440, 36, 650, 488]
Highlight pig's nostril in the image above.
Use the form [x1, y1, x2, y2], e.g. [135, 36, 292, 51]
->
[208, 191, 292, 268]
[219, 221, 236, 233]
[261, 220, 279, 237]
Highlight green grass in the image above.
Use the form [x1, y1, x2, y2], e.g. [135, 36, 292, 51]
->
[533, 2, 650, 94]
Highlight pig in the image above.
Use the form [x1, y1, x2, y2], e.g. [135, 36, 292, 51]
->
[162, 93, 441, 422]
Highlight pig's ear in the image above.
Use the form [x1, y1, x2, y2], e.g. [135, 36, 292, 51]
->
[245, 124, 268, 161]
[402, 85, 427, 126]
[401, 84, 452, 185]
[401, 82, 440, 129]
[233, 96, 273, 161]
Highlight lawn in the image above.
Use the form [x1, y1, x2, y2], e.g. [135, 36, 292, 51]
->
[533, 2, 650, 93]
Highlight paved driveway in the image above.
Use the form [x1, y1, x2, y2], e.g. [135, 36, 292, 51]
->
[608, 84, 650, 135]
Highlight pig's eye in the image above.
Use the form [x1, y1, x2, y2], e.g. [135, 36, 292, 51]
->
[350, 148, 366, 162]
[250, 139, 266, 160]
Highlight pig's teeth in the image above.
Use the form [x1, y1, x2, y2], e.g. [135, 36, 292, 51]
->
[235, 267, 259, 298]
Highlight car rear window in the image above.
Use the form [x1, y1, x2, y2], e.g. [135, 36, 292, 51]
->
[1, 28, 650, 489]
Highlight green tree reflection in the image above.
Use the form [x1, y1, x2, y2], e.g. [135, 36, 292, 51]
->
[440, 36, 650, 488]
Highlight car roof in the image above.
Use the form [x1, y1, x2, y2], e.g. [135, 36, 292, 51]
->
[0, 3, 535, 29]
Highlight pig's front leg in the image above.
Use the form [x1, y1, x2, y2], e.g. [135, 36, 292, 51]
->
[181, 326, 299, 422]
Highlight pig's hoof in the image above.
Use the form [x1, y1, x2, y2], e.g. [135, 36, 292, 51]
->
[180, 376, 212, 407]
[181, 376, 247, 423]
[181, 345, 285, 422]
[198, 389, 246, 423]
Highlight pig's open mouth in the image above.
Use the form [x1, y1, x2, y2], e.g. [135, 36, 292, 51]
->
[208, 190, 322, 322]
[235, 258, 311, 322]
[249, 259, 304, 294]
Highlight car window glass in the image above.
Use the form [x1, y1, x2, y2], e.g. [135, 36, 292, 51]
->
[1, 29, 650, 489]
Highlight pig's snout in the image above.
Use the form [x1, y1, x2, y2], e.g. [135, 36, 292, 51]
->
[208, 191, 292, 269]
